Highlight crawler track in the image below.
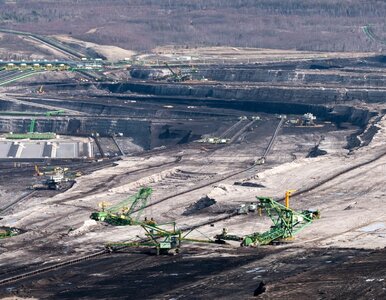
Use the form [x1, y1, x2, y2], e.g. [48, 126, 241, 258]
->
[261, 116, 285, 161]
[189, 146, 386, 231]
[145, 164, 256, 210]
[2, 128, 384, 287]
[1, 149, 382, 285]
[0, 250, 107, 285]
[50, 156, 183, 203]
[0, 190, 36, 215]
[287, 147, 386, 201]
[0, 28, 84, 60]
[0, 71, 40, 86]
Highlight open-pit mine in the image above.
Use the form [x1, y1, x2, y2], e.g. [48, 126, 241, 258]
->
[0, 29, 385, 299]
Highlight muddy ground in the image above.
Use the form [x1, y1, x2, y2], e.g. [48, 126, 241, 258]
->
[1, 247, 385, 299]
[0, 112, 383, 299]
[0, 40, 385, 300]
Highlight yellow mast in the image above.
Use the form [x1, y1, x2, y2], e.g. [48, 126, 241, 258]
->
[285, 190, 296, 208]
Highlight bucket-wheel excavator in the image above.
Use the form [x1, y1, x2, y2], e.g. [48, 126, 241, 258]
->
[107, 221, 216, 255]
[216, 194, 319, 246]
[164, 63, 192, 82]
[90, 187, 153, 225]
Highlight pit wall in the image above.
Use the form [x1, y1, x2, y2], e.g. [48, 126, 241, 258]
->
[102, 82, 386, 106]
[19, 98, 231, 119]
[100, 83, 375, 127]
[0, 98, 48, 113]
[0, 117, 221, 150]
[130, 67, 386, 87]
[199, 68, 386, 86]
[0, 118, 151, 149]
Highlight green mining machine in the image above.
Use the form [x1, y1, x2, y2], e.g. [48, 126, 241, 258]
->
[216, 196, 319, 246]
[107, 221, 182, 255]
[90, 187, 153, 226]
[0, 227, 21, 239]
[5, 111, 64, 140]
[107, 221, 215, 255]
[104, 193, 318, 255]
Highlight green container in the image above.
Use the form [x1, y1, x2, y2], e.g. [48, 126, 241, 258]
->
[6, 132, 56, 140]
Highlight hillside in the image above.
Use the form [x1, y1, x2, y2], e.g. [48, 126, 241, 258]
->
[0, 0, 385, 52]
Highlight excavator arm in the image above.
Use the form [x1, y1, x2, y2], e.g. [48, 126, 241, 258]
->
[164, 62, 178, 77]
[34, 165, 44, 176]
[91, 187, 153, 225]
[215, 194, 317, 246]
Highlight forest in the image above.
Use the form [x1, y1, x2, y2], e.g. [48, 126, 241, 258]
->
[0, 0, 385, 52]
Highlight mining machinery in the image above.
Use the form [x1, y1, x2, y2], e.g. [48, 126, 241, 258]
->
[45, 110, 65, 116]
[32, 166, 73, 190]
[196, 137, 230, 144]
[90, 187, 153, 225]
[101, 190, 318, 255]
[16, 111, 62, 139]
[35, 165, 67, 177]
[37, 85, 44, 94]
[29, 118, 36, 133]
[6, 116, 57, 140]
[0, 227, 20, 239]
[34, 165, 44, 176]
[301, 113, 316, 126]
[107, 221, 215, 255]
[216, 193, 319, 246]
[107, 221, 182, 255]
[164, 62, 192, 82]
[255, 115, 285, 165]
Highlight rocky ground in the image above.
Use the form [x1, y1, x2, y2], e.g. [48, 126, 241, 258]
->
[0, 107, 384, 298]
[0, 34, 385, 298]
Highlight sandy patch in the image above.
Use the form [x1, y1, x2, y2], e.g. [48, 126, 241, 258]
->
[85, 27, 100, 34]
[54, 35, 136, 61]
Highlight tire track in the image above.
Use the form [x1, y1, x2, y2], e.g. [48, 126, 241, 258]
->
[0, 190, 36, 215]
